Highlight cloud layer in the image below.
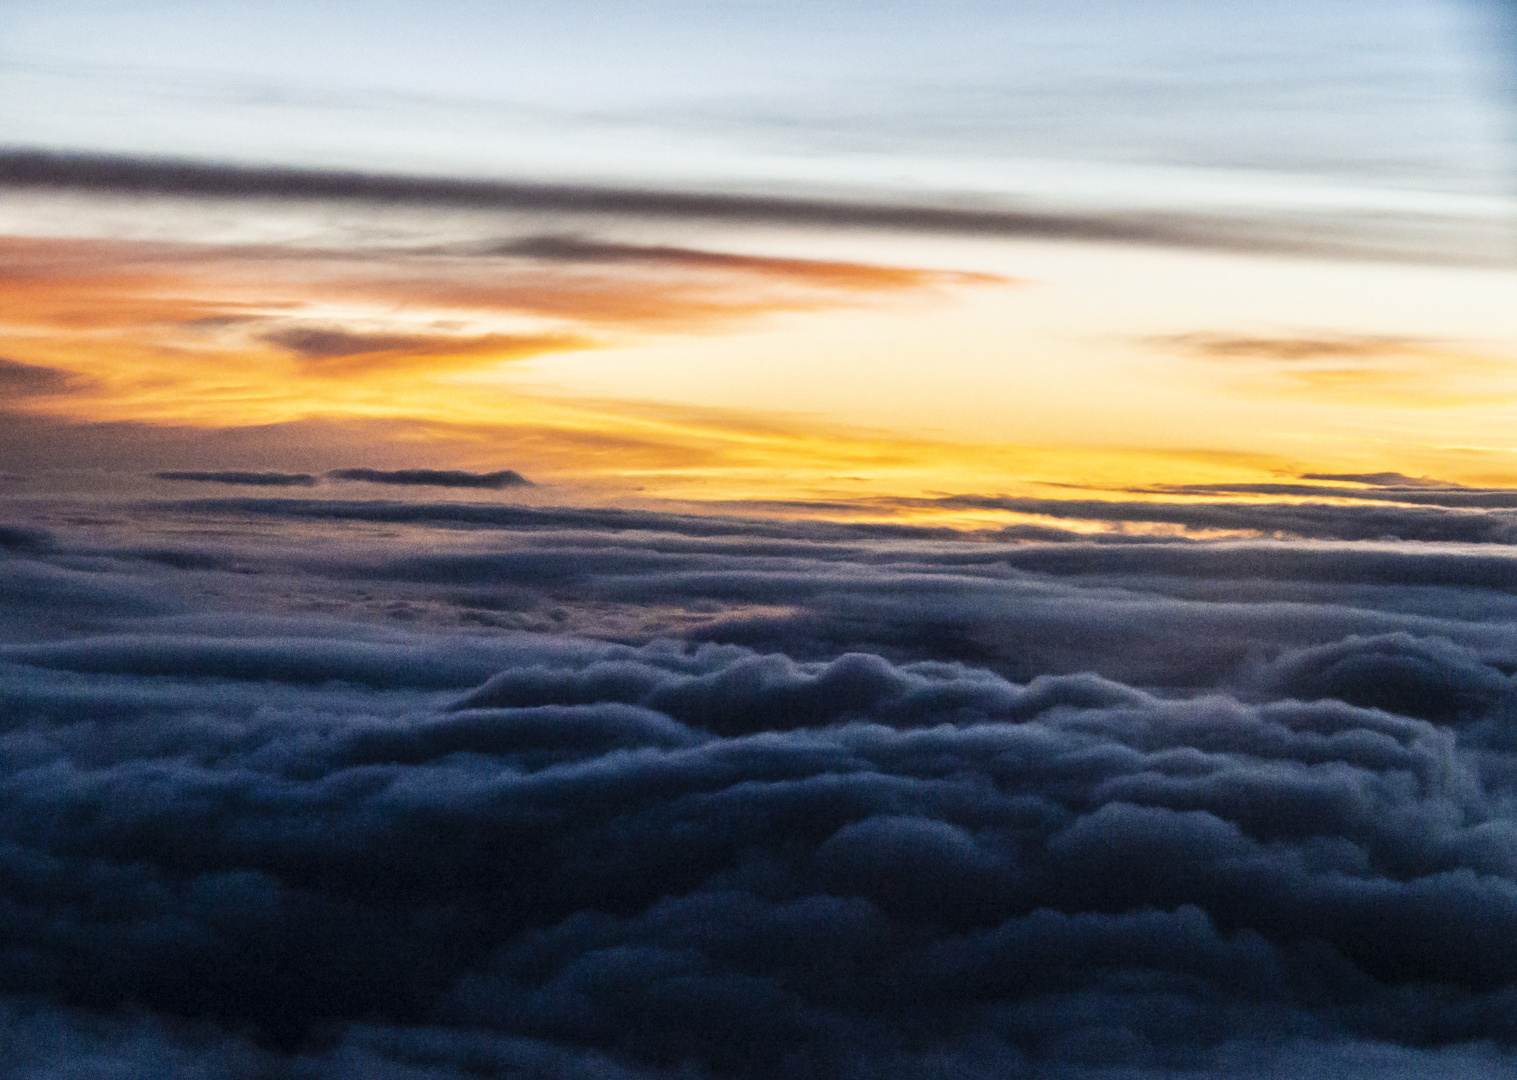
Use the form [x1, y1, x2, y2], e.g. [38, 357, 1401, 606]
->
[157, 469, 532, 489]
[327, 468, 532, 489]
[6, 494, 1517, 1075]
[897, 492, 1517, 544]
[5, 149, 1471, 263]
[158, 470, 320, 487]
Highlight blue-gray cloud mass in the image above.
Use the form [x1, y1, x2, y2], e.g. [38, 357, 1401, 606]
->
[6, 494, 1517, 1076]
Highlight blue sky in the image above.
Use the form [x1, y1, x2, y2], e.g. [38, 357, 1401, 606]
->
[3, 0, 1511, 217]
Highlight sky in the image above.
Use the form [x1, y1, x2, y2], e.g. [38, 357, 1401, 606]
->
[4, 1, 1517, 1076]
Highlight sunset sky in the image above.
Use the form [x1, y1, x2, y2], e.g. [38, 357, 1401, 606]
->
[6, 3, 1517, 1077]
[3, 0, 1514, 515]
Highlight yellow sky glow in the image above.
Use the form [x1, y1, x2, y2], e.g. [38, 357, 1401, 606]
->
[3, 204, 1516, 512]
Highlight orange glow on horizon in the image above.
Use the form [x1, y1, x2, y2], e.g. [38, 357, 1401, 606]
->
[3, 214, 1517, 513]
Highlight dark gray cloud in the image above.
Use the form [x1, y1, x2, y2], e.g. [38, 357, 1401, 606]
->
[0, 356, 76, 396]
[0, 149, 1237, 243]
[0, 523, 52, 552]
[917, 494, 1517, 543]
[257, 325, 581, 374]
[480, 234, 1002, 287]
[152, 470, 534, 490]
[160, 496, 958, 541]
[327, 468, 532, 489]
[2, 149, 1493, 265]
[1133, 479, 1517, 509]
[1300, 472, 1462, 488]
[261, 326, 457, 359]
[158, 470, 319, 486]
[9, 493, 1517, 1075]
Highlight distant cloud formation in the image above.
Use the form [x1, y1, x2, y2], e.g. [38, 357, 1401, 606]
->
[898, 493, 1517, 544]
[328, 468, 532, 489]
[1150, 332, 1517, 409]
[0, 523, 52, 552]
[1300, 471, 1461, 487]
[156, 469, 533, 489]
[259, 325, 587, 376]
[1130, 477, 1517, 510]
[1155, 332, 1426, 362]
[157, 470, 319, 486]
[491, 234, 1006, 289]
[0, 356, 78, 396]
[4, 149, 1500, 265]
[7, 492, 1517, 1075]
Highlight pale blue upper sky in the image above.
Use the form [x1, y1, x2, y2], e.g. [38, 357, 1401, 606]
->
[1, 1, 1512, 240]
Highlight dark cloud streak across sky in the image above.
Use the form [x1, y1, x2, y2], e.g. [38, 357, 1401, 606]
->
[1127, 480, 1517, 508]
[157, 470, 319, 487]
[914, 493, 1517, 544]
[2, 149, 1501, 265]
[157, 469, 533, 489]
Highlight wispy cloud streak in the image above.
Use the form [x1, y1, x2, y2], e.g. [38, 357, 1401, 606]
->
[4, 150, 1502, 264]
[327, 468, 531, 489]
[906, 494, 1517, 543]
[157, 470, 319, 486]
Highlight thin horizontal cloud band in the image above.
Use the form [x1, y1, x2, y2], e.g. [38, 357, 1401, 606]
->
[896, 494, 1517, 544]
[0, 149, 1493, 263]
[141, 490, 1517, 545]
[157, 469, 533, 489]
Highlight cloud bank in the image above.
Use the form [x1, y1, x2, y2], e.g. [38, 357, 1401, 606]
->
[906, 493, 1517, 544]
[328, 468, 532, 489]
[6, 494, 1517, 1076]
[0, 356, 77, 396]
[157, 469, 533, 489]
[158, 470, 320, 487]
